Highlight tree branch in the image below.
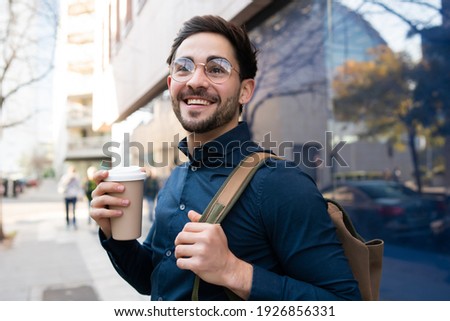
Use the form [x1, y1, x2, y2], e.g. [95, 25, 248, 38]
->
[366, 1, 420, 33]
[0, 108, 46, 129]
[398, 0, 440, 12]
[0, 0, 58, 106]
[2, 61, 54, 102]
[0, 114, 33, 129]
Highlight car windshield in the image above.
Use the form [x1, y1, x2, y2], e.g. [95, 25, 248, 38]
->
[355, 183, 409, 199]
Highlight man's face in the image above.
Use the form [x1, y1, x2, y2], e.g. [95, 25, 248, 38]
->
[167, 32, 254, 135]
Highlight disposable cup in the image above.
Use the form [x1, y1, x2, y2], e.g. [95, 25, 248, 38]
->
[104, 166, 147, 240]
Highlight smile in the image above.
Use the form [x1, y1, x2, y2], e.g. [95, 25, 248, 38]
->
[186, 98, 213, 106]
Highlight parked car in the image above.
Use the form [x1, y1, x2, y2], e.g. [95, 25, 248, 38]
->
[321, 180, 445, 244]
[430, 215, 450, 253]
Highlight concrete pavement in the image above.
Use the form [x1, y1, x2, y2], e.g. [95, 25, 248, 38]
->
[0, 179, 151, 301]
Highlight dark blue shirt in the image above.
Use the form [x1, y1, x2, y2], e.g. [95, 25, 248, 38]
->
[101, 122, 361, 301]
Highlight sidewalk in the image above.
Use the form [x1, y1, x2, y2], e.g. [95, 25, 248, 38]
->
[0, 179, 151, 301]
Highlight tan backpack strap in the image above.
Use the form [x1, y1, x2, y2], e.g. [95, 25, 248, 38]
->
[192, 151, 280, 300]
[199, 152, 278, 224]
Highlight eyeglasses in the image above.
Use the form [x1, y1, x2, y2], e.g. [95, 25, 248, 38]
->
[170, 57, 240, 84]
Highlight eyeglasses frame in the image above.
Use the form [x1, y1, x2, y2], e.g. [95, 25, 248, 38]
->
[169, 57, 241, 84]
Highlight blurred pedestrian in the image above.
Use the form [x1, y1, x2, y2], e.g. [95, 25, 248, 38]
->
[392, 166, 402, 182]
[85, 166, 97, 224]
[143, 169, 159, 222]
[58, 165, 83, 229]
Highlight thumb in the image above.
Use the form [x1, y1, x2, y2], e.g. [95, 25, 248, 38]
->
[188, 210, 202, 222]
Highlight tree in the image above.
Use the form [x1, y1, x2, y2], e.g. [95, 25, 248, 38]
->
[349, 0, 450, 192]
[0, 0, 58, 241]
[413, 4, 450, 193]
[332, 45, 425, 191]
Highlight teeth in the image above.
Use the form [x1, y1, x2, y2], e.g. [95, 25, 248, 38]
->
[187, 99, 211, 106]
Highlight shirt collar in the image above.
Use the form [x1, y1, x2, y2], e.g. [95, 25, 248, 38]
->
[178, 122, 261, 167]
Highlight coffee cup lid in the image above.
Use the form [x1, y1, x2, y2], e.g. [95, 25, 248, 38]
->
[104, 166, 147, 182]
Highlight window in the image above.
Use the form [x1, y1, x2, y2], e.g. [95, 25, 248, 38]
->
[108, 1, 120, 56]
[109, 0, 133, 56]
[120, 0, 133, 36]
[138, 0, 147, 14]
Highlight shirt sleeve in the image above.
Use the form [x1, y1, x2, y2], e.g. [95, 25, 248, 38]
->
[100, 228, 155, 295]
[248, 164, 361, 300]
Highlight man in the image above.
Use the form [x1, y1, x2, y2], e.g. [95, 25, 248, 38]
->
[58, 165, 82, 229]
[143, 169, 159, 222]
[84, 166, 97, 225]
[90, 15, 361, 301]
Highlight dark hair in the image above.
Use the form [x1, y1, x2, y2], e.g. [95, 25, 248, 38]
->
[166, 15, 258, 81]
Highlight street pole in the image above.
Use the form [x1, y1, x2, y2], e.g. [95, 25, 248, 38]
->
[0, 126, 5, 241]
[326, 0, 337, 190]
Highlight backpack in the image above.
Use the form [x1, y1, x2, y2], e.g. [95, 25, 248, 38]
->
[192, 152, 384, 300]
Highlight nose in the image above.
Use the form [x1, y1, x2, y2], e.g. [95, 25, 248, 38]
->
[185, 63, 210, 88]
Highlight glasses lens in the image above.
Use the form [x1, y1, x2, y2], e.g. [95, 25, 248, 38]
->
[170, 57, 234, 83]
[171, 58, 195, 82]
[205, 58, 232, 83]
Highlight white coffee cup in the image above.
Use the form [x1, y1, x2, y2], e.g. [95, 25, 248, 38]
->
[105, 166, 147, 240]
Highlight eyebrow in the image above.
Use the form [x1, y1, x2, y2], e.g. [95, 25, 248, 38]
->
[207, 55, 229, 62]
[176, 55, 231, 63]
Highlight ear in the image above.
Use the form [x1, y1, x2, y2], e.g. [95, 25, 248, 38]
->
[239, 79, 255, 105]
[167, 75, 172, 90]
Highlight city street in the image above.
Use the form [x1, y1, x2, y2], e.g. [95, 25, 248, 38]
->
[0, 179, 150, 301]
[380, 242, 450, 300]
[1, 179, 450, 300]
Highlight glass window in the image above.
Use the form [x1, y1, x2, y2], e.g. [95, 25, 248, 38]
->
[247, 0, 450, 300]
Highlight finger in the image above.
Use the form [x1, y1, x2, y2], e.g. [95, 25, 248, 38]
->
[182, 221, 220, 234]
[93, 170, 109, 184]
[88, 208, 113, 238]
[176, 257, 194, 271]
[90, 194, 130, 212]
[176, 255, 204, 271]
[89, 206, 123, 220]
[188, 210, 202, 222]
[91, 181, 125, 198]
[174, 243, 196, 259]
[180, 223, 208, 235]
[174, 230, 199, 246]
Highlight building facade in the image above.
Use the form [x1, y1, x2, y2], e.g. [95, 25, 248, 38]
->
[53, 0, 111, 178]
[92, 0, 414, 186]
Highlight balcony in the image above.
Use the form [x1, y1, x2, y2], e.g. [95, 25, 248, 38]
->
[68, 31, 94, 45]
[68, 60, 94, 74]
[66, 42, 94, 67]
[67, 103, 92, 127]
[68, 0, 95, 16]
[66, 135, 111, 161]
[66, 72, 94, 96]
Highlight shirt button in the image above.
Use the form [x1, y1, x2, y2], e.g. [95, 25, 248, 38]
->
[165, 250, 172, 257]
[179, 204, 186, 211]
[191, 166, 197, 172]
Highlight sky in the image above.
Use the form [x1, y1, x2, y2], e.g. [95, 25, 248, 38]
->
[340, 0, 442, 61]
[0, 0, 57, 177]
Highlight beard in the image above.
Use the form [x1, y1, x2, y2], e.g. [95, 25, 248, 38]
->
[171, 88, 240, 133]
